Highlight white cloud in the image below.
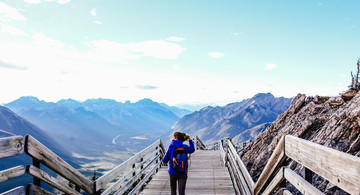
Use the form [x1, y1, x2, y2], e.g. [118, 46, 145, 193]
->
[1, 24, 28, 37]
[57, 0, 70, 4]
[0, 2, 26, 21]
[166, 36, 185, 43]
[208, 52, 224, 58]
[232, 32, 243, 36]
[129, 40, 185, 60]
[90, 8, 96, 16]
[94, 21, 102, 24]
[264, 63, 277, 70]
[31, 33, 65, 49]
[24, 0, 41, 4]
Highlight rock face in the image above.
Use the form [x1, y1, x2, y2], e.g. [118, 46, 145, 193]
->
[241, 92, 360, 194]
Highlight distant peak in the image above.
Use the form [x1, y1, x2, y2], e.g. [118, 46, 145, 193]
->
[16, 96, 40, 102]
[253, 93, 274, 98]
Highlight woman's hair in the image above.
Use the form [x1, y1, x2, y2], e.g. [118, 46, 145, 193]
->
[173, 131, 186, 142]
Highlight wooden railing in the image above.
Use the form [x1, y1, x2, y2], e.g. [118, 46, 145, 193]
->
[221, 135, 360, 195]
[0, 136, 26, 195]
[95, 139, 165, 195]
[0, 135, 165, 195]
[194, 135, 206, 150]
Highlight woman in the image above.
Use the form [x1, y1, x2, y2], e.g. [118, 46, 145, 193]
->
[162, 132, 195, 195]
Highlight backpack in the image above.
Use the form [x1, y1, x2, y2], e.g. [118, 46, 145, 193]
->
[172, 147, 188, 173]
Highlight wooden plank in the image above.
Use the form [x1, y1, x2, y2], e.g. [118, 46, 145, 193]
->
[0, 136, 23, 159]
[96, 140, 161, 191]
[0, 186, 25, 195]
[114, 154, 161, 195]
[24, 135, 93, 194]
[228, 150, 251, 195]
[0, 165, 25, 183]
[285, 135, 360, 195]
[195, 136, 206, 150]
[101, 148, 160, 195]
[284, 167, 323, 195]
[227, 152, 246, 195]
[227, 139, 255, 190]
[262, 167, 285, 195]
[26, 165, 82, 195]
[128, 160, 161, 195]
[253, 136, 286, 195]
[26, 184, 53, 195]
[282, 190, 293, 195]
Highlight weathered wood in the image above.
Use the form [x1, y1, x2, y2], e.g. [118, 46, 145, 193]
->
[282, 189, 293, 195]
[24, 135, 93, 194]
[114, 154, 161, 195]
[219, 140, 226, 166]
[195, 136, 206, 150]
[0, 165, 25, 183]
[26, 184, 53, 195]
[228, 149, 252, 195]
[227, 151, 247, 195]
[26, 165, 82, 195]
[101, 148, 160, 195]
[285, 135, 360, 195]
[0, 136, 23, 159]
[262, 167, 285, 195]
[32, 159, 40, 187]
[140, 150, 235, 195]
[304, 167, 312, 184]
[253, 136, 286, 195]
[284, 167, 323, 195]
[128, 160, 161, 195]
[226, 161, 241, 195]
[227, 139, 255, 190]
[0, 186, 25, 195]
[96, 140, 162, 191]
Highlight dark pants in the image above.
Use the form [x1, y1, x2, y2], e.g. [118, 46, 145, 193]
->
[169, 174, 187, 195]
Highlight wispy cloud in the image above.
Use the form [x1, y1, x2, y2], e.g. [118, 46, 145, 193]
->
[130, 40, 185, 60]
[0, 2, 26, 21]
[57, 0, 70, 4]
[24, 0, 71, 5]
[1, 24, 28, 37]
[166, 36, 185, 43]
[90, 8, 96, 16]
[208, 52, 224, 58]
[136, 85, 158, 90]
[25, 0, 41, 4]
[231, 32, 243, 36]
[31, 33, 65, 49]
[94, 21, 102, 25]
[264, 63, 277, 70]
[0, 60, 27, 70]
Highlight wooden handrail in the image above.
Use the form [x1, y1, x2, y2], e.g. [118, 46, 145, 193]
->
[195, 135, 206, 150]
[24, 135, 94, 194]
[221, 135, 360, 195]
[0, 136, 25, 195]
[96, 139, 165, 195]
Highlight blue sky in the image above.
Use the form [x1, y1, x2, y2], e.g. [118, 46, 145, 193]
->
[0, 0, 359, 106]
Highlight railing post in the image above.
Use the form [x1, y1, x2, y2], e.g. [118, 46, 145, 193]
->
[32, 159, 41, 187]
[305, 167, 313, 184]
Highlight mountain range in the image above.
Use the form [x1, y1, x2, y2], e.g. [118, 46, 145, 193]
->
[5, 97, 191, 154]
[171, 93, 292, 144]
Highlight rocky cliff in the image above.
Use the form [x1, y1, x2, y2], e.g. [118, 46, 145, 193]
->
[241, 91, 360, 194]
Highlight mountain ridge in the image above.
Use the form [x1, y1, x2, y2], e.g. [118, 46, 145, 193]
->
[171, 93, 292, 144]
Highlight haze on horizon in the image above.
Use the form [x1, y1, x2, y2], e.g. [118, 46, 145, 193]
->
[0, 0, 359, 106]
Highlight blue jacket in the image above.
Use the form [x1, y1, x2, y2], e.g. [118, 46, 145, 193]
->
[162, 139, 195, 175]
